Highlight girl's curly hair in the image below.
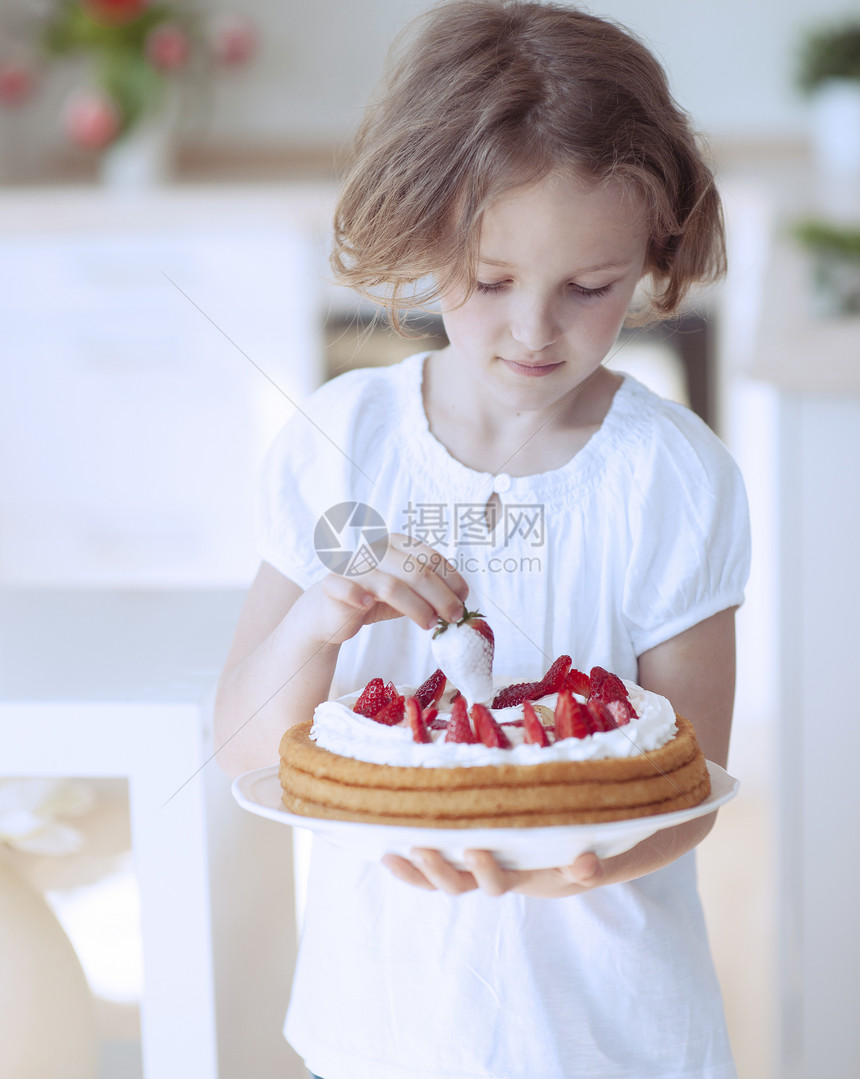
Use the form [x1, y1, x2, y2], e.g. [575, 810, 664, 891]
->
[332, 0, 725, 329]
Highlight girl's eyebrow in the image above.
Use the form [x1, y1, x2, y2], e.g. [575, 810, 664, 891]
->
[478, 256, 635, 273]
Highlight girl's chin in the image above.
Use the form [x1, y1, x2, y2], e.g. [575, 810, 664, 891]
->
[482, 360, 609, 416]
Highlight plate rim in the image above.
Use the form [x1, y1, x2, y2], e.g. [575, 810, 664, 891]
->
[232, 759, 739, 840]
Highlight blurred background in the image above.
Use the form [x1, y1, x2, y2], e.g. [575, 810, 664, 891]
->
[1, 1, 859, 1077]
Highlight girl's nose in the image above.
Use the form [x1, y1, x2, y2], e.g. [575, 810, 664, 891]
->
[509, 295, 560, 352]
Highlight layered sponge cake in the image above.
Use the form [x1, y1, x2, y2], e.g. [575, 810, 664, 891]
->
[278, 658, 711, 828]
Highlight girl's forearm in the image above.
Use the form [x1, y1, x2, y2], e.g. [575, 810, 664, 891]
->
[213, 599, 342, 777]
[517, 813, 716, 898]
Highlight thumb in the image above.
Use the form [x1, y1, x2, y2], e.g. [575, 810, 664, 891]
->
[561, 851, 603, 887]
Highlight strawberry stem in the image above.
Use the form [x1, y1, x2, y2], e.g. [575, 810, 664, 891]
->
[432, 609, 485, 638]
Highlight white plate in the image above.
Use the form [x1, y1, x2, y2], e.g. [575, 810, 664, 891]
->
[232, 761, 738, 871]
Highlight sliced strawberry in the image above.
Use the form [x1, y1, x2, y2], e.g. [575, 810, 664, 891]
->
[383, 680, 401, 705]
[491, 680, 542, 709]
[371, 695, 405, 726]
[537, 654, 572, 695]
[586, 698, 616, 733]
[353, 677, 386, 717]
[589, 666, 629, 702]
[554, 689, 574, 740]
[444, 696, 477, 744]
[554, 689, 591, 739]
[471, 703, 512, 749]
[562, 668, 592, 698]
[491, 657, 571, 708]
[522, 701, 550, 747]
[405, 697, 431, 743]
[421, 704, 439, 726]
[604, 698, 637, 726]
[570, 697, 591, 738]
[414, 668, 447, 709]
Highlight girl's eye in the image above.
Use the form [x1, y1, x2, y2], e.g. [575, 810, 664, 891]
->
[571, 282, 613, 299]
[475, 280, 614, 298]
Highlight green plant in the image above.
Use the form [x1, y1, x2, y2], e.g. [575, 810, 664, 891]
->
[792, 220, 860, 260]
[797, 20, 860, 94]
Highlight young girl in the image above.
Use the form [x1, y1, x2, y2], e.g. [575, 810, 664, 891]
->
[215, 2, 750, 1076]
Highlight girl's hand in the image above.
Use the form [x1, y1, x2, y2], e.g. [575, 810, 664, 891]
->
[381, 809, 717, 898]
[381, 849, 605, 899]
[300, 534, 469, 647]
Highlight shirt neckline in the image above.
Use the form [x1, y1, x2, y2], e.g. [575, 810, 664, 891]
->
[399, 351, 641, 498]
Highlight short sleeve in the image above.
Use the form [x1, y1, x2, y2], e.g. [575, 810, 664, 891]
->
[256, 408, 331, 588]
[255, 367, 399, 589]
[622, 406, 751, 656]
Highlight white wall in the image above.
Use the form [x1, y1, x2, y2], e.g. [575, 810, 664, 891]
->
[195, 0, 860, 145]
[5, 0, 857, 173]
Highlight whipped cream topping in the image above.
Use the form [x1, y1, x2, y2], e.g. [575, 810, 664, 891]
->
[310, 680, 677, 768]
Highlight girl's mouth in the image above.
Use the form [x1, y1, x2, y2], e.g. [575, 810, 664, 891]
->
[501, 358, 564, 378]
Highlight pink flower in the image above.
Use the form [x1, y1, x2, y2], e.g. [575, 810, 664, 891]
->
[210, 15, 257, 66]
[0, 59, 36, 108]
[145, 23, 191, 72]
[63, 90, 121, 150]
[82, 0, 150, 26]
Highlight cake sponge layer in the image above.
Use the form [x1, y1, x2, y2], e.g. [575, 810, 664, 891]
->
[278, 715, 711, 828]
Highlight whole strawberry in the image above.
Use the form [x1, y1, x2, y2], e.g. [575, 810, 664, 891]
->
[430, 609, 494, 705]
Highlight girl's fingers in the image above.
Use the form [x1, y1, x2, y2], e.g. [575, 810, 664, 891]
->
[362, 568, 444, 630]
[321, 573, 376, 611]
[386, 535, 468, 619]
[384, 849, 585, 899]
[321, 566, 437, 629]
[410, 849, 478, 894]
[380, 854, 438, 890]
[327, 539, 467, 630]
[381, 851, 476, 895]
[462, 850, 515, 897]
[559, 851, 603, 887]
[320, 536, 467, 634]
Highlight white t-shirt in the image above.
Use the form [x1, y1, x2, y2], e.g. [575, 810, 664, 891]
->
[259, 352, 750, 1079]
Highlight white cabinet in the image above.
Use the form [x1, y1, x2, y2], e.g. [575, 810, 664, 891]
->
[0, 588, 303, 1079]
[0, 187, 337, 1077]
[724, 165, 860, 1078]
[773, 393, 860, 1079]
[0, 185, 334, 587]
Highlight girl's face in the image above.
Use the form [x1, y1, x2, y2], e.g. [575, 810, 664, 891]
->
[439, 171, 650, 417]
